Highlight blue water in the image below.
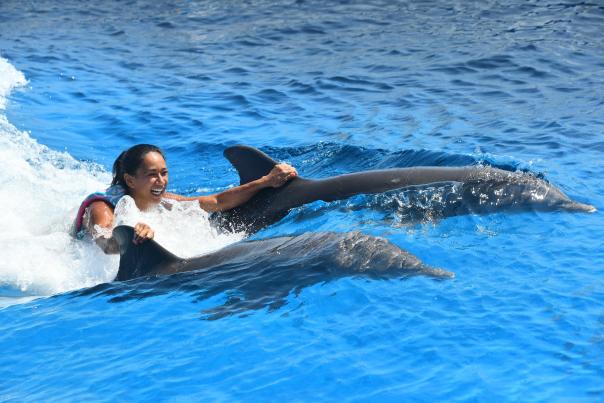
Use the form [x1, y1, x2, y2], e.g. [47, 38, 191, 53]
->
[1, 0, 604, 400]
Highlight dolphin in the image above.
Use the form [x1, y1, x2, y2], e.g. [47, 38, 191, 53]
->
[112, 225, 452, 282]
[213, 145, 595, 233]
[105, 225, 451, 318]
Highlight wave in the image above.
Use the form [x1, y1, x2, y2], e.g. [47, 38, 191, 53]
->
[0, 57, 27, 110]
[0, 57, 122, 299]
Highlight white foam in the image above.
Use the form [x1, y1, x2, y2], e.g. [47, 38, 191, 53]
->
[0, 59, 110, 297]
[0, 127, 120, 295]
[114, 196, 245, 258]
[0, 84, 119, 296]
[0, 57, 27, 110]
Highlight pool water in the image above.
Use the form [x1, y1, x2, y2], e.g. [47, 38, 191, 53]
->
[1, 0, 603, 400]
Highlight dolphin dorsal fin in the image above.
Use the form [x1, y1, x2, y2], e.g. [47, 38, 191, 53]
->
[224, 145, 278, 185]
[112, 225, 181, 281]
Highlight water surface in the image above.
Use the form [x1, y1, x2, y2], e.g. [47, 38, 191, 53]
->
[0, 0, 603, 401]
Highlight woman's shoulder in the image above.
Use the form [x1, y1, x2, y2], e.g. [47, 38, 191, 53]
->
[115, 194, 136, 206]
[114, 195, 139, 216]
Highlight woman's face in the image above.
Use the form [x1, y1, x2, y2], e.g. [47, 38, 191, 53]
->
[124, 151, 168, 210]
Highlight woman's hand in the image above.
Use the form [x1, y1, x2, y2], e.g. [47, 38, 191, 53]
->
[133, 222, 154, 244]
[194, 163, 298, 212]
[264, 163, 298, 188]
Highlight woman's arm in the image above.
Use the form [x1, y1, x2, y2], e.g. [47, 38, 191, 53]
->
[86, 201, 120, 254]
[165, 163, 297, 213]
[86, 201, 155, 253]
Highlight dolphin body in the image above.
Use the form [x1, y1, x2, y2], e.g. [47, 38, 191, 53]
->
[103, 225, 451, 318]
[112, 225, 452, 282]
[214, 145, 595, 233]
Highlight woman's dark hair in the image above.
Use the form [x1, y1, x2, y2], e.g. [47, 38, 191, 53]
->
[111, 144, 166, 188]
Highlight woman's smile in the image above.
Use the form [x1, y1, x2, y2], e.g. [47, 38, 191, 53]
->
[150, 186, 165, 197]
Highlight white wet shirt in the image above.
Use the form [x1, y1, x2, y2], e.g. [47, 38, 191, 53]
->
[112, 195, 244, 258]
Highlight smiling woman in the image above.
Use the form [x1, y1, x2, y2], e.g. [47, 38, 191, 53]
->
[73, 144, 297, 255]
[112, 144, 169, 211]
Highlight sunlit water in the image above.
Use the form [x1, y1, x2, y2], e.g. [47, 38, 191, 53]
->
[1, 0, 603, 400]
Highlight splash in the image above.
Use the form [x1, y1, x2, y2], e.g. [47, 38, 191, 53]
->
[114, 196, 245, 258]
[0, 57, 246, 299]
[0, 58, 26, 110]
[0, 58, 122, 297]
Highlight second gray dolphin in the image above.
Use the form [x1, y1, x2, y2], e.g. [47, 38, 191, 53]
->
[215, 145, 594, 233]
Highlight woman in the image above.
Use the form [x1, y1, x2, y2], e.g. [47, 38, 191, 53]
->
[74, 144, 297, 254]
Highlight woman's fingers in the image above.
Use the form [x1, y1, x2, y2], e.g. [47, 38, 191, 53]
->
[133, 222, 154, 244]
[134, 228, 153, 244]
[268, 163, 297, 187]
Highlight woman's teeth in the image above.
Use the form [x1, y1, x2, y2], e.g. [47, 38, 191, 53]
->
[151, 188, 164, 196]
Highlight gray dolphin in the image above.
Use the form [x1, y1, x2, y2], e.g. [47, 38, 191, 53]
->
[100, 226, 450, 319]
[112, 225, 452, 282]
[214, 145, 595, 233]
